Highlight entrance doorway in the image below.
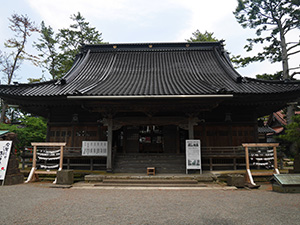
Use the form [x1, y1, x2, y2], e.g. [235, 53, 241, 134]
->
[139, 126, 163, 153]
[114, 125, 188, 154]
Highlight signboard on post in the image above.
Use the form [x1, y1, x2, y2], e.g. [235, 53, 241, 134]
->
[186, 140, 202, 174]
[0, 141, 12, 183]
[82, 141, 108, 156]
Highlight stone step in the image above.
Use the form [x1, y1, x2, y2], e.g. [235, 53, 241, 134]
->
[115, 160, 185, 163]
[85, 174, 215, 183]
[114, 154, 186, 174]
[113, 168, 186, 174]
[94, 183, 207, 187]
[102, 179, 198, 184]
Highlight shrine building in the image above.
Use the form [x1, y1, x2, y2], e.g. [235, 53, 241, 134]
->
[1, 42, 300, 173]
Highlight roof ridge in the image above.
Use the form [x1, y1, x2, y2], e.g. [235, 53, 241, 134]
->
[245, 77, 300, 85]
[0, 80, 56, 87]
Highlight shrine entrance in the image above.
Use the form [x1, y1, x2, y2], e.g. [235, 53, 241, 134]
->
[114, 125, 188, 154]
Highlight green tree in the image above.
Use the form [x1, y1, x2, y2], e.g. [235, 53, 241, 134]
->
[233, 0, 300, 80]
[0, 116, 47, 152]
[278, 114, 300, 168]
[0, 14, 39, 123]
[255, 71, 283, 80]
[186, 30, 218, 42]
[34, 21, 59, 80]
[35, 12, 104, 79]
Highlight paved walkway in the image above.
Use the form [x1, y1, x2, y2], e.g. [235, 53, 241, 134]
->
[1, 182, 300, 225]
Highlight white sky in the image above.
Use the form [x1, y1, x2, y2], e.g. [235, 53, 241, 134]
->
[0, 0, 298, 83]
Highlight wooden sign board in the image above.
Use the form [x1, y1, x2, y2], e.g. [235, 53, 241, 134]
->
[0, 141, 12, 184]
[186, 140, 202, 174]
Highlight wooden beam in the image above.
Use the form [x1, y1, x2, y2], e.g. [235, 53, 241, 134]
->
[31, 142, 66, 147]
[242, 143, 279, 147]
[113, 116, 188, 126]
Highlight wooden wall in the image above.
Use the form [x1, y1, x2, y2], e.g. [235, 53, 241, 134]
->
[48, 124, 107, 147]
[194, 123, 257, 147]
[48, 122, 257, 149]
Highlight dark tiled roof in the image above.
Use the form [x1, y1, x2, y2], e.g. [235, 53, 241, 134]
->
[1, 42, 300, 98]
[258, 126, 275, 134]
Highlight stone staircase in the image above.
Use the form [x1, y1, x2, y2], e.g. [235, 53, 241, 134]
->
[84, 174, 215, 187]
[113, 153, 186, 174]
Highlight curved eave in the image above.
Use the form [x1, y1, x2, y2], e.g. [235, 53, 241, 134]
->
[1, 42, 300, 98]
[67, 94, 234, 100]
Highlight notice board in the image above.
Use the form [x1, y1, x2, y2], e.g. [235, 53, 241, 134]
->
[82, 141, 108, 156]
[0, 141, 12, 181]
[186, 140, 202, 174]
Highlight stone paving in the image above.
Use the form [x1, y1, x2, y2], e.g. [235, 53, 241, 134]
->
[1, 181, 300, 225]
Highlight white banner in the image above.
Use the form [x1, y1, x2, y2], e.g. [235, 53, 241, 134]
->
[82, 141, 108, 156]
[0, 141, 12, 181]
[186, 140, 201, 172]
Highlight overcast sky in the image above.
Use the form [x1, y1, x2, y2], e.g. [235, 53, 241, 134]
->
[0, 0, 296, 83]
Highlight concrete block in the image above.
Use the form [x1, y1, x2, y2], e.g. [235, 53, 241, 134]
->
[57, 170, 74, 185]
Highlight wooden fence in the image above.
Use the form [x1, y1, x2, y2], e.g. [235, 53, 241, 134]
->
[20, 146, 246, 171]
[21, 147, 106, 171]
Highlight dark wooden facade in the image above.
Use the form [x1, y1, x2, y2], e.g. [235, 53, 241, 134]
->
[1, 42, 300, 172]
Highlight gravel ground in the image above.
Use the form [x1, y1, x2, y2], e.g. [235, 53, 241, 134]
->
[1, 183, 300, 225]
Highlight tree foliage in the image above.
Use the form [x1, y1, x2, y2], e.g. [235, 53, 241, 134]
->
[34, 21, 59, 80]
[35, 12, 104, 79]
[279, 115, 300, 154]
[0, 14, 39, 123]
[186, 30, 218, 42]
[255, 71, 283, 80]
[0, 116, 47, 152]
[233, 0, 300, 80]
[0, 13, 39, 84]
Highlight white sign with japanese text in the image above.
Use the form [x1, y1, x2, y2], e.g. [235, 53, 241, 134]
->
[0, 141, 12, 181]
[82, 141, 108, 156]
[186, 140, 201, 173]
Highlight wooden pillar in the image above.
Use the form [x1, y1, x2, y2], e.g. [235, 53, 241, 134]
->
[46, 111, 51, 142]
[59, 145, 64, 170]
[32, 145, 37, 169]
[106, 118, 113, 172]
[71, 125, 75, 147]
[176, 126, 180, 154]
[188, 117, 195, 139]
[90, 159, 94, 171]
[273, 145, 279, 174]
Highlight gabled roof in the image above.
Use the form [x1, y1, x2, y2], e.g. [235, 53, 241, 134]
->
[258, 126, 275, 134]
[268, 110, 300, 134]
[1, 42, 300, 98]
[273, 111, 287, 126]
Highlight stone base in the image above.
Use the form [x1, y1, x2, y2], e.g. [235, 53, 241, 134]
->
[227, 174, 245, 188]
[1, 151, 24, 185]
[57, 170, 74, 185]
[272, 183, 300, 193]
[2, 174, 24, 185]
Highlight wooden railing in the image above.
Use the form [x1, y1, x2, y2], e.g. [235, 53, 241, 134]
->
[201, 146, 245, 171]
[21, 146, 246, 171]
[21, 147, 106, 171]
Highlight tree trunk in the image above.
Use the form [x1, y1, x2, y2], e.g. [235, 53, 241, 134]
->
[279, 23, 289, 80]
[0, 100, 7, 123]
[277, 18, 299, 162]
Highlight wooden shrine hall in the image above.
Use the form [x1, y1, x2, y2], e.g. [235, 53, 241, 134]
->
[1, 42, 300, 173]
